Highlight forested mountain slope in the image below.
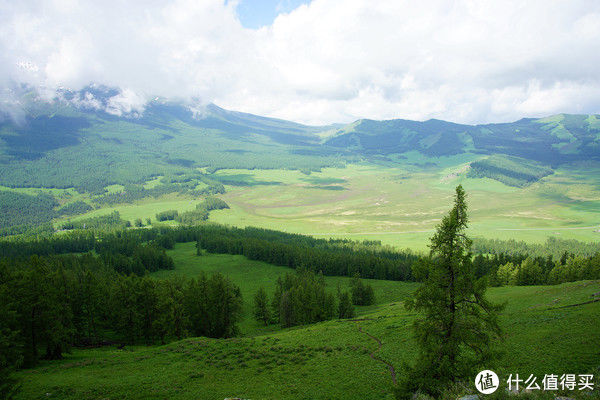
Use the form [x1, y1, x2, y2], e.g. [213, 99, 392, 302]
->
[326, 114, 600, 163]
[1, 87, 599, 194]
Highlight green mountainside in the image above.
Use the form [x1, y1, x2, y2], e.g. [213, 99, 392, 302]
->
[0, 97, 346, 192]
[1, 89, 600, 237]
[1, 89, 599, 195]
[325, 114, 600, 163]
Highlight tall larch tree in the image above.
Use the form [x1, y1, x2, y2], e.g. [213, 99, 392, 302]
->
[397, 185, 503, 398]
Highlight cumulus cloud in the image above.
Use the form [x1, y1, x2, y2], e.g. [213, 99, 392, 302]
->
[1, 0, 599, 124]
[105, 88, 147, 117]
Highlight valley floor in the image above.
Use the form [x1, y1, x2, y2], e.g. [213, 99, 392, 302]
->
[43, 161, 600, 251]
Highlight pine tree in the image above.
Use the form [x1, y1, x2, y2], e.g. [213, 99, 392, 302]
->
[396, 185, 503, 398]
[253, 287, 271, 325]
[337, 291, 355, 319]
[349, 272, 375, 306]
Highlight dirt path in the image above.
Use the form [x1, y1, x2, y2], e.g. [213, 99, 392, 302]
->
[546, 298, 600, 310]
[357, 325, 397, 385]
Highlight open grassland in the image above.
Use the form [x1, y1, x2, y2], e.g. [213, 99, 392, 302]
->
[15, 249, 600, 400]
[67, 194, 200, 225]
[11, 158, 600, 250]
[208, 162, 600, 250]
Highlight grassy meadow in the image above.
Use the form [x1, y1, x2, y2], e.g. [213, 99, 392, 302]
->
[14, 243, 600, 399]
[208, 162, 600, 250]
[32, 157, 599, 250]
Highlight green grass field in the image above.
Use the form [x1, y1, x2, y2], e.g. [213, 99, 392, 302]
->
[14, 244, 600, 399]
[208, 162, 600, 250]
[18, 158, 596, 250]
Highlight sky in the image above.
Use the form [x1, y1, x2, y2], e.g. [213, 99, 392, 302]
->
[1, 0, 600, 125]
[235, 0, 311, 29]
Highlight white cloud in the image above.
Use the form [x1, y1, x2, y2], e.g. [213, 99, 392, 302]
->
[1, 0, 599, 125]
[105, 88, 146, 117]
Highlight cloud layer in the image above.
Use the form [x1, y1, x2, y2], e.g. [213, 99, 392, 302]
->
[2, 0, 600, 124]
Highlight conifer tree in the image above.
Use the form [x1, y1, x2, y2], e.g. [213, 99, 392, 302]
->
[350, 272, 375, 305]
[337, 291, 355, 319]
[0, 270, 21, 399]
[253, 287, 271, 325]
[396, 185, 503, 398]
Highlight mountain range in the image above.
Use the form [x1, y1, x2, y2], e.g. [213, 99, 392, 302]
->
[1, 87, 599, 192]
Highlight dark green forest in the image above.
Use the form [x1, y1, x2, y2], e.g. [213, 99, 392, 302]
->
[0, 191, 58, 230]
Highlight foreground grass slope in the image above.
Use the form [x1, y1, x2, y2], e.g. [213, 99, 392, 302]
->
[153, 242, 419, 335]
[15, 247, 600, 400]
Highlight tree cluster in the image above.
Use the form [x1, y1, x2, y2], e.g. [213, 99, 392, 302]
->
[494, 254, 600, 285]
[61, 210, 128, 231]
[349, 272, 375, 306]
[471, 250, 600, 286]
[57, 200, 93, 216]
[155, 209, 179, 222]
[0, 191, 58, 229]
[468, 154, 553, 187]
[253, 269, 354, 328]
[0, 254, 242, 370]
[176, 197, 230, 226]
[197, 229, 416, 281]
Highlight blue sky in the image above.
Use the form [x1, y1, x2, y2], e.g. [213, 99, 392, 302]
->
[235, 0, 311, 28]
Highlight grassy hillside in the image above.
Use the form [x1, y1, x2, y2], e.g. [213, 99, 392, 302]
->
[2, 93, 599, 194]
[153, 242, 419, 335]
[468, 155, 553, 187]
[0, 97, 344, 192]
[14, 247, 600, 399]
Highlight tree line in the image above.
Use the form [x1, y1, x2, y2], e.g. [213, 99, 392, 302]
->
[61, 210, 129, 231]
[195, 229, 417, 281]
[471, 248, 600, 285]
[2, 223, 598, 285]
[472, 236, 599, 259]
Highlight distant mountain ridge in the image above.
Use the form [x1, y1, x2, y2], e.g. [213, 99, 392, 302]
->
[0, 87, 599, 191]
[325, 114, 600, 164]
